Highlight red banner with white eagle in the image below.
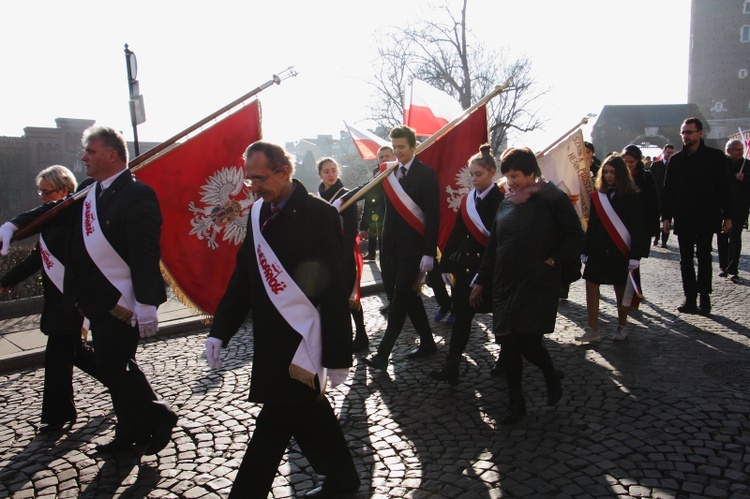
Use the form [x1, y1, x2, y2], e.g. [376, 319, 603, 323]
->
[135, 101, 262, 316]
[416, 104, 488, 252]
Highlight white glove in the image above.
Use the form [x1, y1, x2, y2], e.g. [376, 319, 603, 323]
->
[628, 259, 640, 271]
[328, 368, 349, 387]
[332, 198, 343, 211]
[581, 254, 588, 264]
[205, 337, 223, 369]
[419, 255, 434, 273]
[131, 302, 159, 338]
[0, 222, 18, 256]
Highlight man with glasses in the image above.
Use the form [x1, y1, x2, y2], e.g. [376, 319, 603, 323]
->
[662, 117, 732, 315]
[205, 141, 360, 498]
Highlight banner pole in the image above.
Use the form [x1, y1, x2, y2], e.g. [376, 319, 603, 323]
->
[10, 68, 297, 243]
[536, 116, 589, 159]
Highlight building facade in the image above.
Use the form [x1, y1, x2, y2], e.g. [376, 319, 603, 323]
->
[688, 0, 750, 140]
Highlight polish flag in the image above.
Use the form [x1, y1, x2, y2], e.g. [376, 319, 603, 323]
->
[345, 122, 391, 160]
[404, 79, 464, 137]
[739, 127, 750, 160]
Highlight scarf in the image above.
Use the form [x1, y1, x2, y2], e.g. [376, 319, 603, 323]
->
[504, 178, 546, 204]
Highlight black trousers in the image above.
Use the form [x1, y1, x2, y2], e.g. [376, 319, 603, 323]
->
[379, 252, 395, 302]
[446, 281, 474, 357]
[377, 255, 434, 359]
[499, 333, 555, 398]
[677, 231, 714, 298]
[90, 313, 172, 439]
[427, 267, 452, 312]
[229, 397, 360, 499]
[717, 209, 748, 275]
[41, 333, 99, 424]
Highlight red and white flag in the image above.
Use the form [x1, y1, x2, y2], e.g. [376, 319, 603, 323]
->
[345, 122, 390, 160]
[404, 79, 463, 137]
[739, 127, 750, 160]
[136, 101, 262, 316]
[417, 104, 488, 251]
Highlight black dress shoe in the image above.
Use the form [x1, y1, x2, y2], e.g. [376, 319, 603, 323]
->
[362, 354, 387, 370]
[379, 303, 390, 315]
[500, 398, 526, 426]
[39, 418, 75, 433]
[145, 411, 178, 455]
[719, 270, 728, 278]
[677, 300, 699, 314]
[95, 436, 140, 453]
[698, 294, 711, 316]
[304, 484, 359, 498]
[406, 343, 437, 359]
[730, 274, 740, 284]
[545, 369, 564, 406]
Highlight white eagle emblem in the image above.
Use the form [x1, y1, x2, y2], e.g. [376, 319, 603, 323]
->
[444, 165, 472, 212]
[188, 166, 254, 249]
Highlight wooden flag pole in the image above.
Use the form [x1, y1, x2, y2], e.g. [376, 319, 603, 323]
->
[339, 81, 509, 212]
[535, 116, 590, 159]
[10, 68, 297, 243]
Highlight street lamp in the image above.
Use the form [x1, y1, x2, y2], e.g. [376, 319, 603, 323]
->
[124, 44, 146, 156]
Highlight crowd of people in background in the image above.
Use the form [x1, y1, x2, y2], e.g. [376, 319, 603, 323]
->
[0, 116, 747, 498]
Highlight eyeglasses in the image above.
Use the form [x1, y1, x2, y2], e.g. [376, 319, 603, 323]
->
[37, 188, 61, 197]
[243, 167, 280, 187]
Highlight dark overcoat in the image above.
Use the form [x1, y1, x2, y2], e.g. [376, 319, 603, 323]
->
[475, 182, 584, 337]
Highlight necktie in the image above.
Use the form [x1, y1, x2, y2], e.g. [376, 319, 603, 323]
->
[96, 182, 104, 198]
[399, 166, 407, 180]
[261, 205, 280, 232]
[475, 194, 481, 206]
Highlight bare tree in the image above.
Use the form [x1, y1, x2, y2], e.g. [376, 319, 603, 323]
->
[369, 0, 546, 153]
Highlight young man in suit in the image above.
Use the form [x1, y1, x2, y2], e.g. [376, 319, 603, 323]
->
[362, 125, 440, 370]
[205, 141, 360, 498]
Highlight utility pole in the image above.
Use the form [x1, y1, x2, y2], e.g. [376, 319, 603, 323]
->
[124, 44, 146, 156]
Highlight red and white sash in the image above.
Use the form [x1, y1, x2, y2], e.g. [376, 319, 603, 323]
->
[460, 190, 490, 247]
[380, 161, 426, 236]
[251, 200, 325, 392]
[590, 191, 630, 260]
[590, 191, 641, 308]
[38, 235, 64, 294]
[82, 187, 136, 315]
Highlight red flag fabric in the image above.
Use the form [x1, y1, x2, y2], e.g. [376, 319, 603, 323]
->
[345, 122, 390, 160]
[404, 79, 464, 137]
[136, 101, 262, 316]
[416, 104, 488, 251]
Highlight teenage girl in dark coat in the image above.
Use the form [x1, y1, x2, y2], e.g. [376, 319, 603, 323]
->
[317, 157, 368, 349]
[429, 145, 504, 384]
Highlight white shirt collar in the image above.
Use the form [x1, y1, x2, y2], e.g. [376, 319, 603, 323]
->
[99, 169, 129, 190]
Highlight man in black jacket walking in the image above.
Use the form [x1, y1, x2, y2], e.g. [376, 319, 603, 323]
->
[662, 118, 732, 315]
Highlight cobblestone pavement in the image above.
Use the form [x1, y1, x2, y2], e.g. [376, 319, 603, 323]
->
[1, 239, 749, 498]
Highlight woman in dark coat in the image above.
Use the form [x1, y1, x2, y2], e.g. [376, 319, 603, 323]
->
[577, 154, 645, 344]
[317, 157, 368, 350]
[622, 144, 659, 308]
[0, 165, 99, 432]
[471, 148, 585, 425]
[429, 144, 504, 384]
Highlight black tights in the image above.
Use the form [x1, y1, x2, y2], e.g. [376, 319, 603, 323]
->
[499, 333, 555, 397]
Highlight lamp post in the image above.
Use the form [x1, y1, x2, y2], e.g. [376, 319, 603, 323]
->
[124, 44, 146, 156]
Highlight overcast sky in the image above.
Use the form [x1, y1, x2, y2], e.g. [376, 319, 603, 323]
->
[1, 1, 690, 152]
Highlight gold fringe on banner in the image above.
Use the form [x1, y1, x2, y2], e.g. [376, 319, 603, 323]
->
[109, 304, 134, 324]
[289, 363, 317, 391]
[159, 260, 213, 324]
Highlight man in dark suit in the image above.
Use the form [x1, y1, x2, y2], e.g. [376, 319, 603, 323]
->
[649, 144, 675, 247]
[662, 118, 732, 315]
[362, 125, 440, 370]
[204, 141, 359, 499]
[65, 126, 177, 454]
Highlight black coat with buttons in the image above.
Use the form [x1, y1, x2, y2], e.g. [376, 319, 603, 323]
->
[441, 185, 504, 314]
